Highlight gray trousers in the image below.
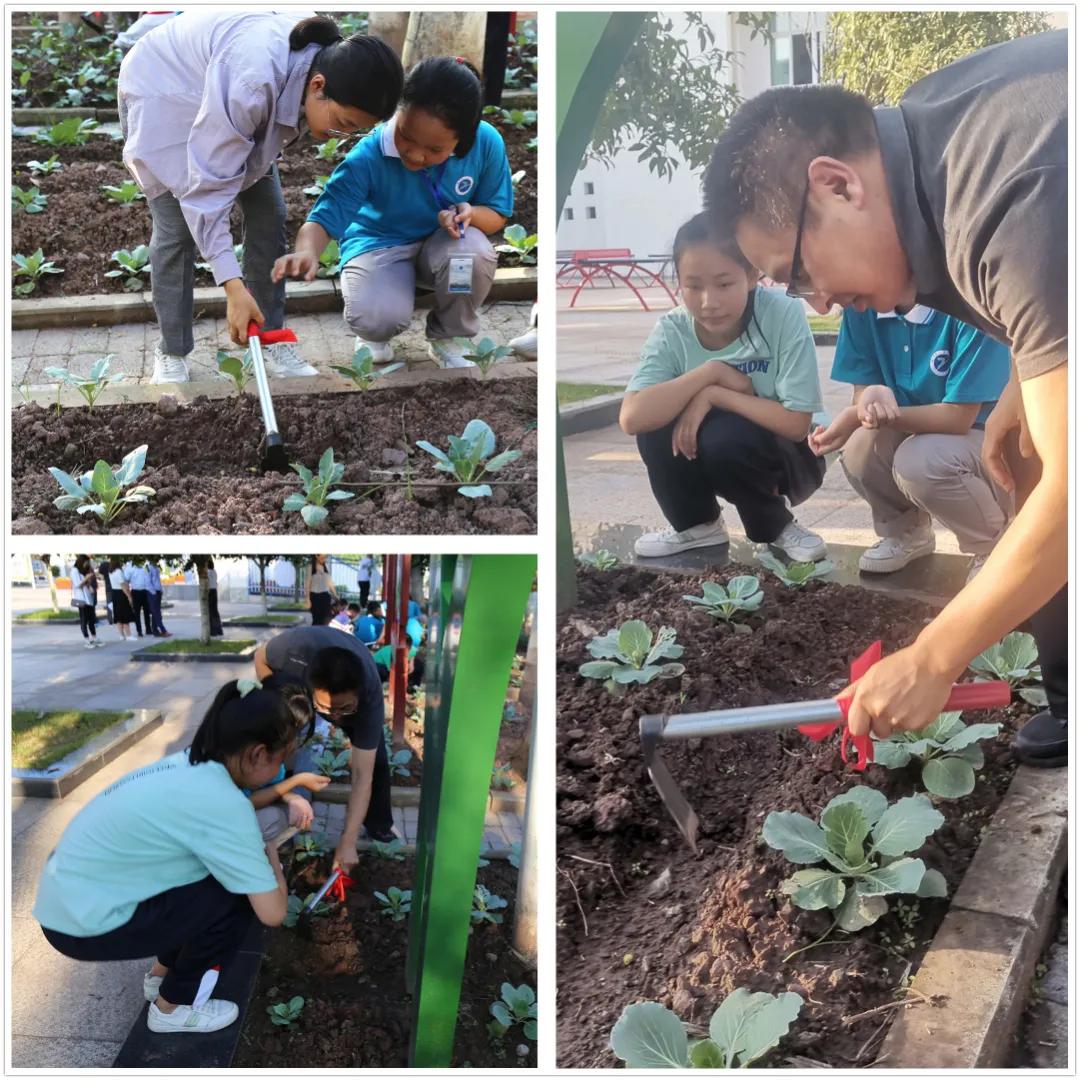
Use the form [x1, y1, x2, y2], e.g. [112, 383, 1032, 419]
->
[841, 426, 1011, 555]
[341, 226, 497, 343]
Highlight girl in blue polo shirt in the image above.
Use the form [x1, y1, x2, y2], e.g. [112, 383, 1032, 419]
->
[809, 306, 1011, 580]
[620, 212, 827, 561]
[273, 56, 514, 369]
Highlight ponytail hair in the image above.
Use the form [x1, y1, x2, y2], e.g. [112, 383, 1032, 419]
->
[293, 17, 403, 121]
[189, 680, 307, 766]
[402, 56, 483, 156]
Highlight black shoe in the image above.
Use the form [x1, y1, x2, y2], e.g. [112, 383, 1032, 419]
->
[364, 826, 396, 844]
[1015, 709, 1068, 768]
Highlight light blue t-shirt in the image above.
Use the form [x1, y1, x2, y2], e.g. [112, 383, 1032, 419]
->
[832, 306, 1011, 424]
[626, 287, 823, 414]
[34, 750, 277, 937]
[308, 118, 515, 267]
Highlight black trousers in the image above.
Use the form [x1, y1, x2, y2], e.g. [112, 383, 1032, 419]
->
[149, 592, 167, 635]
[78, 604, 97, 640]
[365, 729, 394, 835]
[208, 589, 223, 636]
[130, 588, 152, 636]
[637, 409, 822, 542]
[42, 875, 253, 1004]
[310, 591, 332, 626]
[358, 580, 370, 607]
[1027, 585, 1068, 720]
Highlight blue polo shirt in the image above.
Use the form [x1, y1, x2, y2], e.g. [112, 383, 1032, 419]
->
[832, 306, 1010, 424]
[308, 117, 514, 267]
[354, 614, 384, 645]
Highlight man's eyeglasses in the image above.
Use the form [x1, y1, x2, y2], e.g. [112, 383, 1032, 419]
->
[785, 174, 818, 301]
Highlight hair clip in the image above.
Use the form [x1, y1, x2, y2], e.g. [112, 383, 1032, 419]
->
[237, 678, 263, 698]
[455, 56, 465, 63]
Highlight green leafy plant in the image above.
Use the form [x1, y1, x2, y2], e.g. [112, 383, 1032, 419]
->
[303, 174, 330, 197]
[375, 886, 412, 922]
[383, 726, 413, 779]
[416, 419, 522, 498]
[459, 336, 514, 377]
[489, 983, 537, 1041]
[33, 117, 99, 146]
[13, 248, 63, 296]
[26, 155, 62, 176]
[100, 180, 144, 204]
[486, 106, 537, 129]
[491, 763, 514, 790]
[969, 631, 1045, 706]
[314, 137, 346, 161]
[104, 245, 151, 291]
[12, 184, 47, 214]
[317, 239, 341, 278]
[471, 884, 509, 924]
[313, 748, 351, 778]
[682, 576, 763, 625]
[49, 444, 156, 527]
[763, 787, 947, 932]
[267, 996, 305, 1027]
[495, 223, 538, 265]
[42, 356, 124, 411]
[609, 990, 804, 1068]
[579, 549, 619, 571]
[283, 448, 355, 528]
[756, 550, 833, 588]
[370, 837, 407, 861]
[330, 344, 404, 389]
[282, 892, 330, 928]
[293, 832, 330, 863]
[579, 620, 685, 696]
[872, 712, 1001, 799]
[216, 348, 253, 395]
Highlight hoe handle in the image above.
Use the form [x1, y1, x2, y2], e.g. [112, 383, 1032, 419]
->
[942, 680, 1012, 710]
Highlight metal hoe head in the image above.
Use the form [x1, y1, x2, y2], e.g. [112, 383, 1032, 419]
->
[640, 714, 700, 852]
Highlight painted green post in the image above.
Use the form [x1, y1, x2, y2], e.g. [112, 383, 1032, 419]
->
[407, 555, 536, 1067]
[555, 13, 645, 612]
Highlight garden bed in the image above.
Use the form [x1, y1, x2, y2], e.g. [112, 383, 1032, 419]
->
[556, 564, 1033, 1068]
[233, 855, 535, 1068]
[11, 377, 537, 535]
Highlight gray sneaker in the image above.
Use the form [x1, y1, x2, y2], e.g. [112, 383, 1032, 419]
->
[768, 520, 828, 563]
[634, 515, 729, 558]
[150, 343, 190, 384]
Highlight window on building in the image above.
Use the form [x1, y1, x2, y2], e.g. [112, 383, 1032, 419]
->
[586, 206, 597, 220]
[770, 14, 820, 86]
[564, 207, 574, 221]
[584, 181, 595, 195]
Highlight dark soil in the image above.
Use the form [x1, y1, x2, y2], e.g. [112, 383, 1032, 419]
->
[556, 564, 1032, 1069]
[11, 379, 536, 535]
[234, 854, 535, 1068]
[12, 109, 536, 298]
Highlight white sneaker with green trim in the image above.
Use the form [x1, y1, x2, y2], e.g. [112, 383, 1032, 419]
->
[634, 515, 729, 558]
[147, 998, 238, 1034]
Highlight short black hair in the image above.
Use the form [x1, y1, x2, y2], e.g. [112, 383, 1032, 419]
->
[704, 84, 878, 234]
[308, 646, 367, 695]
[401, 55, 483, 156]
[347, 602, 361, 615]
[366, 601, 382, 615]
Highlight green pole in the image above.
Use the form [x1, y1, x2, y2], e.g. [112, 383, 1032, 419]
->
[408, 555, 536, 1067]
[555, 13, 645, 613]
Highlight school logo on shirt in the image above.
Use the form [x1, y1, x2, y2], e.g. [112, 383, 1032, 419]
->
[454, 175, 475, 197]
[930, 349, 952, 376]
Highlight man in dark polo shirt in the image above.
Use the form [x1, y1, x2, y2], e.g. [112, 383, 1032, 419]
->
[254, 626, 395, 870]
[704, 29, 1067, 764]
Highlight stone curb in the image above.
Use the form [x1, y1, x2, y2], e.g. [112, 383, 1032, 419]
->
[129, 642, 257, 664]
[316, 782, 525, 813]
[877, 765, 1068, 1068]
[12, 268, 538, 329]
[11, 709, 164, 799]
[222, 616, 304, 629]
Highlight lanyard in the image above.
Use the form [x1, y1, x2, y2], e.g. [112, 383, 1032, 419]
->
[423, 161, 465, 238]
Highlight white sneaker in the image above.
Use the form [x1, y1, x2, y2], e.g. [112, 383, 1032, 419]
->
[966, 553, 989, 584]
[84, 640, 96, 649]
[859, 525, 936, 574]
[508, 322, 537, 360]
[428, 340, 476, 369]
[262, 341, 318, 378]
[144, 971, 163, 1002]
[147, 998, 239, 1034]
[634, 515, 729, 558]
[768, 520, 828, 563]
[355, 337, 394, 364]
[151, 344, 190, 384]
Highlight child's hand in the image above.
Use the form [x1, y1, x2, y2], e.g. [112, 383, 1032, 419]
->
[292, 771, 332, 793]
[283, 792, 314, 830]
[671, 393, 713, 460]
[856, 385, 900, 429]
[272, 251, 318, 283]
[438, 202, 472, 238]
[809, 406, 860, 456]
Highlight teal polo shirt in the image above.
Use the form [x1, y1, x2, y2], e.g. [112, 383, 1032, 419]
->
[308, 117, 515, 266]
[832, 306, 1011, 425]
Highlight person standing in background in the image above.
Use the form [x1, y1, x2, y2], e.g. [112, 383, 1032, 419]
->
[71, 556, 102, 649]
[99, 558, 114, 626]
[124, 558, 153, 639]
[207, 558, 224, 638]
[108, 560, 136, 642]
[357, 555, 377, 608]
[306, 554, 338, 626]
[147, 560, 172, 638]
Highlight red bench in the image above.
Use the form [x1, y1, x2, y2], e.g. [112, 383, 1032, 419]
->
[557, 249, 677, 311]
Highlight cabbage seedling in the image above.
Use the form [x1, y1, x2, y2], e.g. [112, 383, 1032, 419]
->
[101, 180, 144, 204]
[43, 355, 124, 411]
[370, 837, 406, 861]
[303, 174, 329, 197]
[12, 184, 47, 214]
[49, 444, 155, 526]
[314, 748, 351, 778]
[13, 248, 64, 296]
[314, 137, 345, 160]
[416, 419, 522, 498]
[489, 983, 537, 1041]
[460, 336, 513, 377]
[330, 345, 403, 389]
[579, 620, 685, 696]
[293, 832, 330, 863]
[26, 155, 62, 176]
[756, 550, 833, 588]
[609, 989, 804, 1069]
[763, 786, 947, 931]
[491, 763, 514, 790]
[282, 892, 330, 928]
[471, 884, 509, 924]
[105, 245, 151, 291]
[216, 348, 253, 395]
[283, 448, 355, 527]
[969, 631, 1045, 705]
[383, 725, 412, 778]
[33, 117, 98, 146]
[267, 996, 304, 1027]
[376, 886, 412, 921]
[579, 549, 618, 571]
[682, 576, 763, 624]
[317, 239, 341, 278]
[872, 711, 1000, 799]
[495, 223, 537, 265]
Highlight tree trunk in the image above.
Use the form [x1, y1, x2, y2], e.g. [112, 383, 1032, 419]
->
[402, 12, 487, 72]
[293, 562, 304, 603]
[259, 560, 269, 613]
[198, 566, 211, 645]
[42, 556, 60, 612]
[369, 11, 409, 57]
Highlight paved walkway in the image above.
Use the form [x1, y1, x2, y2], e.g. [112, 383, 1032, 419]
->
[10, 593, 521, 1068]
[12, 300, 532, 390]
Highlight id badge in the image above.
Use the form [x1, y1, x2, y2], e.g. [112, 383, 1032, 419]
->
[448, 255, 474, 294]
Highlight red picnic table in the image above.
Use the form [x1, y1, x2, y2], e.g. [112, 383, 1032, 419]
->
[556, 248, 678, 311]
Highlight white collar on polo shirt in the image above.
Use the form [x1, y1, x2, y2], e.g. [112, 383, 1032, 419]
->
[876, 304, 934, 325]
[380, 115, 401, 159]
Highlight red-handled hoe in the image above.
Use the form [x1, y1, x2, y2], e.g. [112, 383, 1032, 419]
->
[246, 320, 296, 474]
[640, 640, 1012, 852]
